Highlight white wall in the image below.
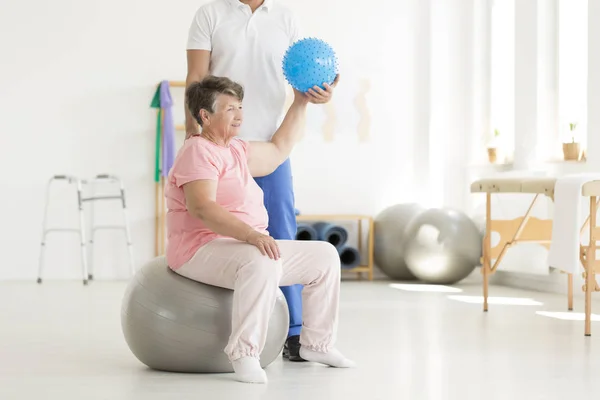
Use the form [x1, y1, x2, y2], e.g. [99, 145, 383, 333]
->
[1, 0, 538, 282]
[283, 0, 416, 215]
[2, 0, 466, 281]
[0, 0, 208, 280]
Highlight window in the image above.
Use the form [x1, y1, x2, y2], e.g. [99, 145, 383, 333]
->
[558, 0, 588, 153]
[490, 0, 515, 163]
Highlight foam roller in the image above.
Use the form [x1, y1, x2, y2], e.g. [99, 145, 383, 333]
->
[295, 223, 318, 241]
[313, 222, 348, 249]
[338, 246, 361, 269]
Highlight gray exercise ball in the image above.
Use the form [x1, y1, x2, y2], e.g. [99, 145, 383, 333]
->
[374, 203, 426, 280]
[403, 208, 481, 285]
[121, 256, 289, 373]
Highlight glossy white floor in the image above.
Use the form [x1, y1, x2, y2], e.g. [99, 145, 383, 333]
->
[2, 278, 600, 400]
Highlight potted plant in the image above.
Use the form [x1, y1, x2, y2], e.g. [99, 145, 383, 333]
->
[563, 123, 581, 161]
[487, 129, 500, 163]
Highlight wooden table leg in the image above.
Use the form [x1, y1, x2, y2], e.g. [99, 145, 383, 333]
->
[585, 196, 597, 336]
[154, 181, 160, 257]
[568, 273, 573, 311]
[483, 192, 491, 312]
[368, 217, 374, 281]
[160, 177, 166, 255]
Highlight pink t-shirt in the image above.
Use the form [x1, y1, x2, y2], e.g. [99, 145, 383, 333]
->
[164, 136, 269, 269]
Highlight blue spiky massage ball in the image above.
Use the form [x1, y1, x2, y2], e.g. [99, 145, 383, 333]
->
[282, 38, 339, 93]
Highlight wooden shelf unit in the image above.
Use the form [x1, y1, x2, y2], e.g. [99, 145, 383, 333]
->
[155, 80, 186, 256]
[296, 214, 374, 281]
[168, 81, 186, 131]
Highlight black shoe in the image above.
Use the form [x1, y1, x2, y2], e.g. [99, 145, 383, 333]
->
[282, 335, 306, 362]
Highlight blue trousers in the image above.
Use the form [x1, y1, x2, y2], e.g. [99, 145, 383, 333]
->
[253, 159, 303, 338]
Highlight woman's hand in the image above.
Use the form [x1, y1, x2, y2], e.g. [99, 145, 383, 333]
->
[306, 74, 340, 104]
[246, 231, 281, 260]
[292, 88, 310, 106]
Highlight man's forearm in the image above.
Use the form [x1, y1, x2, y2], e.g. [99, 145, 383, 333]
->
[190, 201, 254, 242]
[185, 74, 205, 134]
[185, 104, 199, 134]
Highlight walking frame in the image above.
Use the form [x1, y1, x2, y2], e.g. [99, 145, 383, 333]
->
[38, 174, 135, 285]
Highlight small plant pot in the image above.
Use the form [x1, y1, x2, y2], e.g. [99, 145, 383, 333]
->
[563, 142, 581, 161]
[487, 148, 497, 163]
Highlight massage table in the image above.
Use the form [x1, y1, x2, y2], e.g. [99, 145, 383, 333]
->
[470, 176, 600, 336]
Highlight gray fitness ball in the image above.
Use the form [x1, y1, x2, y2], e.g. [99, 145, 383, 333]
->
[374, 203, 426, 280]
[121, 256, 289, 373]
[403, 208, 481, 285]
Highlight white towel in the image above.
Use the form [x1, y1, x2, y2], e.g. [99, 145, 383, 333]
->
[547, 173, 600, 274]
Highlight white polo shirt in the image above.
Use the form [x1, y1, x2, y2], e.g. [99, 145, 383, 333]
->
[187, 0, 300, 142]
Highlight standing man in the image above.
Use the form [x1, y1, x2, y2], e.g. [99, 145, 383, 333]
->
[185, 0, 339, 362]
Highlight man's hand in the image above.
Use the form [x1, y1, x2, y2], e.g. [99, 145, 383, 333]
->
[306, 74, 340, 104]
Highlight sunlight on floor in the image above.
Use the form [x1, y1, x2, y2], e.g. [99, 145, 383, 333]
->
[535, 311, 600, 321]
[447, 295, 543, 306]
[389, 283, 463, 293]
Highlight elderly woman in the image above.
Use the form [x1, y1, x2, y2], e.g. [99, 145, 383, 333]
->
[164, 76, 354, 384]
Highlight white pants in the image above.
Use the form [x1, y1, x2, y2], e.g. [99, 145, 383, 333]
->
[174, 238, 341, 361]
